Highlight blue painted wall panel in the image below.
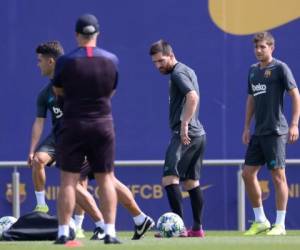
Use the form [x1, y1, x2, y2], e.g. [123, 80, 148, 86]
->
[0, 0, 300, 229]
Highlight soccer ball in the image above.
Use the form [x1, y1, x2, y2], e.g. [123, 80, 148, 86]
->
[0, 216, 17, 237]
[156, 212, 185, 237]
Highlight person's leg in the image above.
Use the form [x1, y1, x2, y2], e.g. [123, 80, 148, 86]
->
[266, 168, 288, 235]
[262, 134, 288, 235]
[242, 165, 264, 211]
[74, 178, 87, 238]
[31, 134, 56, 212]
[94, 172, 118, 242]
[271, 168, 288, 210]
[31, 151, 52, 212]
[75, 180, 103, 222]
[180, 134, 206, 237]
[56, 170, 80, 242]
[243, 136, 270, 235]
[75, 180, 106, 240]
[114, 177, 141, 216]
[183, 180, 204, 236]
[163, 135, 184, 219]
[163, 176, 183, 218]
[242, 165, 270, 235]
[87, 119, 120, 244]
[113, 176, 154, 240]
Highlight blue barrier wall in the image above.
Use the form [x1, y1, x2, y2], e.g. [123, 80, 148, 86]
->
[0, 0, 300, 229]
[1, 166, 300, 230]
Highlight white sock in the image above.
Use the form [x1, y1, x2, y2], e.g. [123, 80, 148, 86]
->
[95, 220, 105, 230]
[105, 224, 116, 237]
[35, 191, 46, 205]
[74, 214, 84, 230]
[253, 206, 267, 223]
[275, 210, 286, 227]
[58, 225, 69, 237]
[133, 212, 146, 226]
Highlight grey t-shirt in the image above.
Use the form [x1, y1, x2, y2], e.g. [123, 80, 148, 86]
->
[248, 58, 297, 135]
[169, 62, 205, 137]
[36, 83, 63, 132]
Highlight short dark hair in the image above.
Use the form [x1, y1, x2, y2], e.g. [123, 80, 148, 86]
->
[35, 41, 64, 59]
[149, 39, 173, 56]
[253, 32, 275, 46]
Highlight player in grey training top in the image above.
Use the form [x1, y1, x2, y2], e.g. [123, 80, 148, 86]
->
[248, 59, 297, 136]
[242, 32, 300, 236]
[150, 40, 206, 238]
[169, 62, 205, 137]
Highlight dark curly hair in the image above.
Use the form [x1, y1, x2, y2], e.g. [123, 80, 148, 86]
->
[36, 41, 64, 59]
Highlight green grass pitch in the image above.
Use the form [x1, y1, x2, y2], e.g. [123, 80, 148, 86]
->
[0, 231, 300, 250]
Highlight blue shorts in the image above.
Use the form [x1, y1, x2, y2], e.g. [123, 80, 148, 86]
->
[244, 134, 287, 170]
[35, 133, 56, 166]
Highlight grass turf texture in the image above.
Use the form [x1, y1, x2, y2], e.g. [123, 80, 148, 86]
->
[0, 231, 300, 250]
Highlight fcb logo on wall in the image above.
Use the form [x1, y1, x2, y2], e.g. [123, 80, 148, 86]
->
[5, 183, 27, 204]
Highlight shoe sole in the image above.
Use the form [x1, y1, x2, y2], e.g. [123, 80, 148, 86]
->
[244, 227, 271, 236]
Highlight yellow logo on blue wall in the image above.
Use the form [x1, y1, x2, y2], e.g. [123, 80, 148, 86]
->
[6, 183, 27, 203]
[208, 0, 300, 35]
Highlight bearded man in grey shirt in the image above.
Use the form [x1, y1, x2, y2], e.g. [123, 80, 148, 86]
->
[149, 40, 206, 237]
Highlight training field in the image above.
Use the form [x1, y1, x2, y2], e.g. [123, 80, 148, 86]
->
[0, 231, 300, 250]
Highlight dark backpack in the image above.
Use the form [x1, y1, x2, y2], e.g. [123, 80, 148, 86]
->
[1, 211, 58, 241]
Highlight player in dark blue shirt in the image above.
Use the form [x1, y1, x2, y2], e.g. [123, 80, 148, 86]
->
[32, 41, 153, 243]
[28, 41, 64, 213]
[52, 14, 120, 244]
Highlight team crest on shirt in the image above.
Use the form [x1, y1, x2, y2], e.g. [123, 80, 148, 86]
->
[264, 69, 272, 78]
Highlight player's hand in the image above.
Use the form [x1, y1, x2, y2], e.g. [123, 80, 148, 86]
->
[27, 153, 34, 167]
[288, 124, 299, 143]
[242, 129, 251, 145]
[180, 122, 191, 145]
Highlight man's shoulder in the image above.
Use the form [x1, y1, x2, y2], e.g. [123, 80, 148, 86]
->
[271, 58, 290, 71]
[94, 47, 119, 65]
[174, 62, 192, 71]
[172, 62, 194, 76]
[249, 62, 259, 69]
[37, 83, 52, 97]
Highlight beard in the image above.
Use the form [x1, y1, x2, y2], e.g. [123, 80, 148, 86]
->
[159, 66, 172, 75]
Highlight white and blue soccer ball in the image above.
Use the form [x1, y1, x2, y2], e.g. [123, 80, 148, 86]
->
[0, 216, 17, 237]
[156, 212, 185, 237]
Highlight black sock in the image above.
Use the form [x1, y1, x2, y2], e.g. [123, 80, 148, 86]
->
[188, 186, 204, 230]
[165, 184, 183, 219]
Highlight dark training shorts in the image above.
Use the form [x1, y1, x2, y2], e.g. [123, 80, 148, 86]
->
[79, 160, 95, 180]
[35, 133, 56, 166]
[244, 134, 287, 170]
[163, 133, 206, 181]
[57, 118, 115, 173]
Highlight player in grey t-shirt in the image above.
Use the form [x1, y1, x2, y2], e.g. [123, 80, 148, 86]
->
[150, 40, 206, 237]
[242, 32, 300, 236]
